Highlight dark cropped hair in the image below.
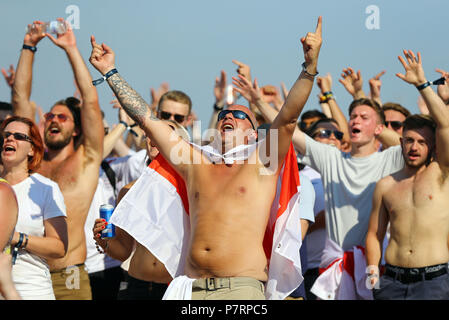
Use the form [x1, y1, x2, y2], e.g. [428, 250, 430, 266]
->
[300, 109, 327, 122]
[348, 98, 385, 124]
[403, 114, 436, 135]
[0, 116, 44, 173]
[305, 118, 339, 137]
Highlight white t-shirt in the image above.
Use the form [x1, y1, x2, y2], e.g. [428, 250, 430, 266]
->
[300, 135, 404, 251]
[302, 166, 326, 269]
[84, 151, 147, 274]
[11, 173, 66, 299]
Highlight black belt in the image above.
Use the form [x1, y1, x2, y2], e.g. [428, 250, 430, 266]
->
[385, 263, 448, 284]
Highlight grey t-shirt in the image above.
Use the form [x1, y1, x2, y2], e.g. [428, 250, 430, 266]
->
[300, 135, 404, 251]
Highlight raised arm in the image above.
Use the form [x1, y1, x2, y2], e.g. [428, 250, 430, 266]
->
[47, 20, 103, 162]
[261, 16, 322, 167]
[339, 67, 366, 100]
[89, 36, 191, 176]
[369, 70, 386, 106]
[396, 50, 449, 169]
[316, 73, 350, 146]
[11, 21, 46, 120]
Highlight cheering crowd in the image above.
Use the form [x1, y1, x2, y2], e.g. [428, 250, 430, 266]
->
[0, 16, 449, 301]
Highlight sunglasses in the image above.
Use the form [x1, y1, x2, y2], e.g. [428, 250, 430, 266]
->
[159, 111, 186, 123]
[312, 129, 344, 141]
[385, 121, 403, 130]
[217, 110, 255, 130]
[2, 131, 33, 144]
[44, 112, 71, 122]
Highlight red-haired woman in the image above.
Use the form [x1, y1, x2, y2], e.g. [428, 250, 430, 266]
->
[0, 116, 68, 300]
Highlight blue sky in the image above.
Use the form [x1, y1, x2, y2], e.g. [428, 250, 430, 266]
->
[1, 0, 448, 128]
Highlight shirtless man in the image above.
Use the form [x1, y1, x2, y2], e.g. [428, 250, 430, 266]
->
[89, 17, 322, 299]
[12, 20, 103, 299]
[366, 50, 449, 300]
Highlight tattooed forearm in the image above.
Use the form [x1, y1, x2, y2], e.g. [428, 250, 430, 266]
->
[106, 73, 157, 126]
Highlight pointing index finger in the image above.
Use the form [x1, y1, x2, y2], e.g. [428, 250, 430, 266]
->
[315, 16, 322, 36]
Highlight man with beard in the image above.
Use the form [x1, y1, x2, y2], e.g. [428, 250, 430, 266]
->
[365, 50, 449, 300]
[11, 20, 103, 299]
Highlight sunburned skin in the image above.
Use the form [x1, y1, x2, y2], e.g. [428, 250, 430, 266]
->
[184, 149, 278, 281]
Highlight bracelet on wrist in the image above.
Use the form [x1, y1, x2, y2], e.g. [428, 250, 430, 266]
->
[214, 103, 224, 112]
[92, 68, 118, 86]
[22, 44, 37, 53]
[119, 121, 138, 137]
[416, 81, 430, 91]
[319, 91, 334, 103]
[96, 240, 109, 254]
[21, 233, 29, 249]
[301, 62, 319, 78]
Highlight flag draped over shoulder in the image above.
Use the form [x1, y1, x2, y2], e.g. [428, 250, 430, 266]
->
[110, 142, 303, 300]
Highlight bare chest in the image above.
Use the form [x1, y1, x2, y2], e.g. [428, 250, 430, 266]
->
[384, 169, 449, 218]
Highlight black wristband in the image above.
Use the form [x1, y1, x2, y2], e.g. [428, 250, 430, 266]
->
[302, 62, 319, 77]
[416, 81, 431, 91]
[21, 233, 29, 249]
[92, 68, 118, 86]
[22, 44, 37, 52]
[214, 103, 224, 112]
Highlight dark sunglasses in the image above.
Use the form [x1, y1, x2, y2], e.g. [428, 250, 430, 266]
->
[2, 131, 33, 144]
[44, 112, 70, 122]
[159, 111, 186, 123]
[217, 110, 255, 130]
[385, 121, 403, 130]
[312, 129, 344, 141]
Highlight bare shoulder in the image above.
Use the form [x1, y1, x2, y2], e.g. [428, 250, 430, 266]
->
[117, 180, 137, 204]
[376, 174, 396, 193]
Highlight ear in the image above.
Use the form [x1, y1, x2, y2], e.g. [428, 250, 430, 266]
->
[72, 127, 81, 137]
[374, 123, 383, 137]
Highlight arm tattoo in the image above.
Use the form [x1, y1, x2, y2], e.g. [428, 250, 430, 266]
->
[106, 73, 158, 126]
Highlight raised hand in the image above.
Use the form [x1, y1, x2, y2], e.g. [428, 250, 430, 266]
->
[150, 82, 170, 112]
[232, 74, 262, 105]
[89, 35, 115, 75]
[369, 70, 385, 97]
[435, 68, 449, 103]
[339, 67, 364, 98]
[300, 16, 322, 71]
[46, 18, 76, 50]
[24, 20, 46, 46]
[232, 60, 251, 81]
[1, 65, 15, 88]
[316, 72, 332, 93]
[396, 50, 427, 86]
[280, 82, 289, 100]
[214, 70, 227, 105]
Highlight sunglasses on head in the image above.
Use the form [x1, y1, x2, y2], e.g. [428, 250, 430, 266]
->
[217, 110, 255, 130]
[385, 121, 403, 130]
[312, 129, 344, 141]
[44, 112, 70, 122]
[159, 111, 186, 123]
[2, 131, 33, 144]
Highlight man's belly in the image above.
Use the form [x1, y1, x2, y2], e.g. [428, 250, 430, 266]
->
[128, 244, 172, 283]
[185, 236, 268, 281]
[385, 239, 449, 268]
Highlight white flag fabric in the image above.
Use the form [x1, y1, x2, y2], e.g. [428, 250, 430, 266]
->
[110, 142, 303, 299]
